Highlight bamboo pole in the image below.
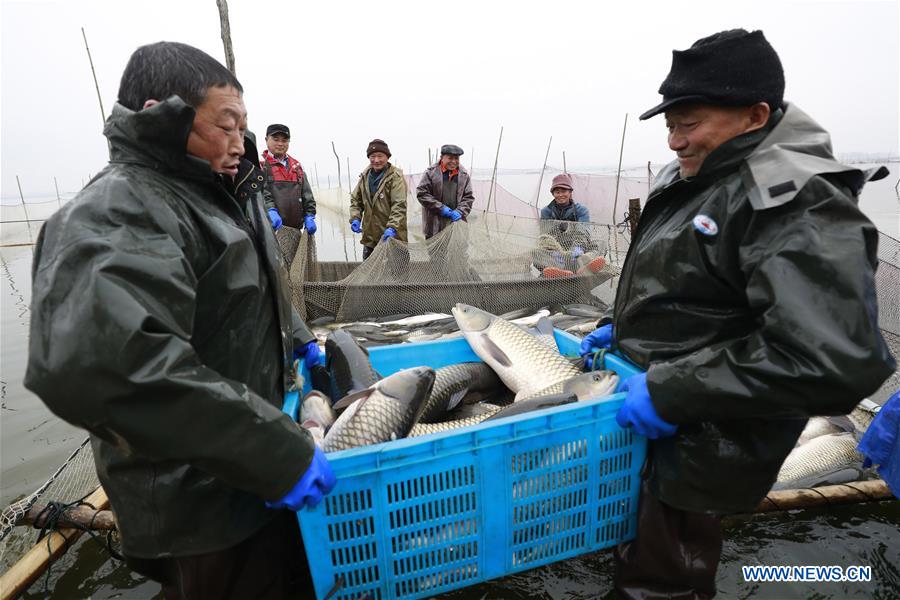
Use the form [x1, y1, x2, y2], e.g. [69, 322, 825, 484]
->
[647, 160, 652, 196]
[81, 28, 106, 125]
[535, 136, 552, 207]
[331, 142, 341, 190]
[485, 126, 503, 214]
[15, 176, 30, 224]
[18, 505, 115, 531]
[215, 0, 236, 75]
[0, 487, 109, 600]
[562, 151, 567, 174]
[314, 163, 320, 188]
[428, 148, 432, 166]
[346, 157, 351, 190]
[469, 147, 474, 175]
[53, 177, 61, 209]
[751, 479, 893, 514]
[611, 113, 629, 224]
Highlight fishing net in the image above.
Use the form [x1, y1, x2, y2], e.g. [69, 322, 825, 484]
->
[289, 203, 629, 323]
[873, 231, 900, 403]
[0, 438, 101, 569]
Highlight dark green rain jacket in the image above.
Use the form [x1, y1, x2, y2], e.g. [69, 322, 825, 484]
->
[24, 97, 316, 558]
[608, 104, 895, 514]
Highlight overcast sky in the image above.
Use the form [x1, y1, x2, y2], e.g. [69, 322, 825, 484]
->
[1, 0, 898, 199]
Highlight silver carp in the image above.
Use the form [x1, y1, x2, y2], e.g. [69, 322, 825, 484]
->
[418, 362, 504, 424]
[323, 367, 435, 452]
[774, 432, 864, 490]
[408, 405, 504, 437]
[451, 303, 581, 401]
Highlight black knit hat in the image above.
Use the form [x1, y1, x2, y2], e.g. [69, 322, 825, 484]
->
[366, 138, 391, 158]
[639, 29, 785, 120]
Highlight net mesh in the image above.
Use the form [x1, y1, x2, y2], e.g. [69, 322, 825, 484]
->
[0, 438, 100, 569]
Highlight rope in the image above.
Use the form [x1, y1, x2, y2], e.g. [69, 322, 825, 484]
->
[33, 490, 122, 592]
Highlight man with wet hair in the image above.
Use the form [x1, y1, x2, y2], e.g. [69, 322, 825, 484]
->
[579, 29, 894, 597]
[25, 41, 334, 598]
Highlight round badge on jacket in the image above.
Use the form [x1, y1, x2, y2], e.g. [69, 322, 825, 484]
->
[692, 214, 719, 236]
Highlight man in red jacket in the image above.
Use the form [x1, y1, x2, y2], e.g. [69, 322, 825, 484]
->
[261, 123, 317, 234]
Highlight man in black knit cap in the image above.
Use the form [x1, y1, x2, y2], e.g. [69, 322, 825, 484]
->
[578, 29, 894, 598]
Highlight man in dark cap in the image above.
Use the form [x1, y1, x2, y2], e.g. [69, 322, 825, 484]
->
[579, 29, 894, 597]
[349, 138, 408, 259]
[416, 144, 476, 239]
[261, 123, 318, 235]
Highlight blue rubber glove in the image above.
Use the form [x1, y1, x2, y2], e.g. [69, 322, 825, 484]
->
[267, 208, 283, 230]
[449, 209, 463, 222]
[580, 324, 614, 369]
[439, 206, 454, 218]
[304, 214, 317, 235]
[294, 340, 321, 367]
[615, 373, 678, 439]
[571, 246, 584, 258]
[350, 219, 362, 234]
[382, 227, 397, 241]
[266, 447, 336, 510]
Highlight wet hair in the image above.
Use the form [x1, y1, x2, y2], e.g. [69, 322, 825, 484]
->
[116, 41, 242, 111]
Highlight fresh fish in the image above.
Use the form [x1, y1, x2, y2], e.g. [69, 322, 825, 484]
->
[309, 364, 332, 396]
[508, 309, 551, 329]
[561, 303, 604, 318]
[484, 392, 578, 421]
[308, 315, 336, 327]
[773, 432, 864, 490]
[373, 313, 412, 323]
[301, 419, 326, 447]
[519, 370, 620, 402]
[520, 316, 558, 350]
[486, 371, 619, 421]
[499, 307, 541, 321]
[566, 321, 603, 335]
[796, 415, 855, 446]
[323, 367, 436, 452]
[300, 390, 336, 429]
[378, 313, 453, 328]
[408, 405, 504, 437]
[452, 303, 581, 401]
[449, 402, 504, 419]
[325, 330, 381, 401]
[418, 362, 504, 423]
[405, 330, 444, 343]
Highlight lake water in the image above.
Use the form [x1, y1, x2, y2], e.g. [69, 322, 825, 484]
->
[1, 174, 898, 598]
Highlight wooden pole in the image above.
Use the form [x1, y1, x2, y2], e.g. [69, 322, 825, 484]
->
[562, 151, 567, 174]
[215, 0, 236, 75]
[751, 479, 893, 514]
[0, 487, 109, 600]
[18, 505, 116, 531]
[535, 136, 552, 207]
[627, 198, 641, 235]
[428, 148, 432, 166]
[486, 126, 503, 213]
[81, 28, 106, 124]
[53, 177, 61, 209]
[611, 113, 629, 224]
[15, 176, 30, 224]
[331, 142, 342, 190]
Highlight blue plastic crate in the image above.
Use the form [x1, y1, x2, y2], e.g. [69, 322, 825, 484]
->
[283, 329, 646, 600]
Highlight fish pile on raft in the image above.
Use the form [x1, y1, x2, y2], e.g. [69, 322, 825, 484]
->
[297, 304, 620, 453]
[305, 303, 608, 347]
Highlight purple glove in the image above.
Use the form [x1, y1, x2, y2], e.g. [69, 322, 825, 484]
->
[580, 324, 613, 369]
[294, 341, 321, 367]
[266, 447, 336, 510]
[382, 227, 397, 241]
[304, 214, 317, 235]
[350, 219, 362, 234]
[615, 373, 677, 439]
